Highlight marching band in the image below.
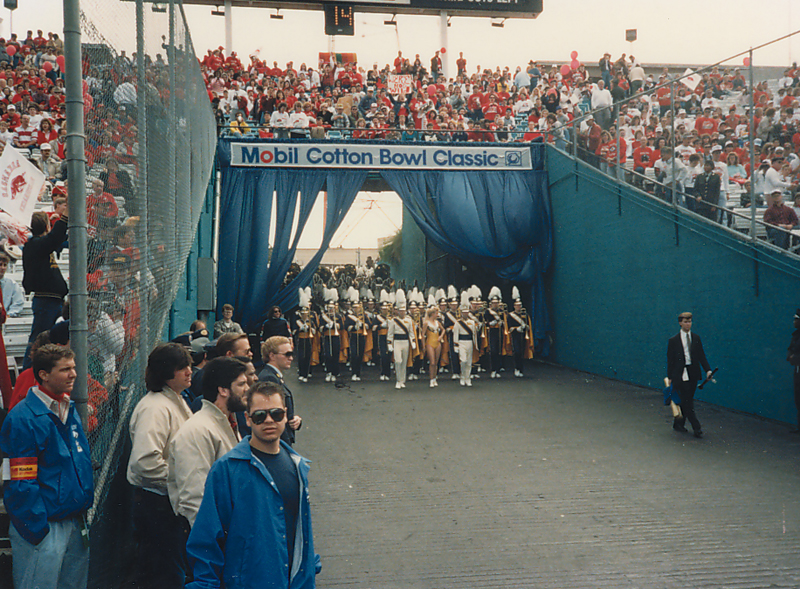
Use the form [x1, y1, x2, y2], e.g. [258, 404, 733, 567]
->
[289, 283, 535, 387]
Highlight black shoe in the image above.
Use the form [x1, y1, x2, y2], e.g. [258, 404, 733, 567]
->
[693, 431, 703, 439]
[673, 423, 688, 433]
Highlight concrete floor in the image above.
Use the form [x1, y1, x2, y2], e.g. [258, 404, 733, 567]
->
[289, 361, 800, 589]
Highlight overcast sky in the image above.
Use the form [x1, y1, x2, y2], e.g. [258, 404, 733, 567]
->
[12, 0, 800, 71]
[11, 1, 800, 249]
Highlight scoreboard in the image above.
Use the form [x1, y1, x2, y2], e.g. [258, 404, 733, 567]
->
[324, 4, 355, 35]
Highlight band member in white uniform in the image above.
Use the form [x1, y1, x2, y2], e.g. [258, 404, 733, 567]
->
[387, 290, 415, 389]
[452, 292, 479, 387]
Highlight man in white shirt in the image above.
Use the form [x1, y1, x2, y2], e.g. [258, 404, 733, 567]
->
[655, 147, 689, 204]
[169, 357, 248, 527]
[764, 156, 796, 195]
[591, 80, 613, 130]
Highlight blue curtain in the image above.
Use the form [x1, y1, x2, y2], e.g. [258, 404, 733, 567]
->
[216, 140, 552, 342]
[381, 166, 552, 345]
[216, 146, 365, 331]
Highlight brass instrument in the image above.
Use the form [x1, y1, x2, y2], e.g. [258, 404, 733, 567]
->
[456, 308, 462, 320]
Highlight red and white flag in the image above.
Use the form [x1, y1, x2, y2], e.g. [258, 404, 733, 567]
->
[0, 144, 45, 227]
[680, 68, 701, 92]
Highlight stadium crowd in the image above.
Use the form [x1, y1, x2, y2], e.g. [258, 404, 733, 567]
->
[205, 48, 800, 247]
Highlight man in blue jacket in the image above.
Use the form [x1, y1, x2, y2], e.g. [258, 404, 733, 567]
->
[186, 381, 321, 589]
[0, 344, 94, 589]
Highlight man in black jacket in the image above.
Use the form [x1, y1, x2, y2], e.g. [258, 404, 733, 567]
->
[21, 211, 68, 369]
[258, 336, 302, 445]
[667, 312, 713, 438]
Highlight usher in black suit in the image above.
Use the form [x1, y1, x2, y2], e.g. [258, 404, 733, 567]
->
[667, 330, 711, 435]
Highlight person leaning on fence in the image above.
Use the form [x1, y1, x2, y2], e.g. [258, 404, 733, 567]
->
[126, 343, 194, 588]
[0, 344, 93, 589]
[185, 381, 321, 589]
[763, 190, 799, 249]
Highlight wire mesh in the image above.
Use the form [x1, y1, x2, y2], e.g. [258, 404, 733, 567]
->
[60, 0, 216, 581]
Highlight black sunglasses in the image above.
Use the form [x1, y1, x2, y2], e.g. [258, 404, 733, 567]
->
[276, 351, 294, 358]
[249, 408, 286, 425]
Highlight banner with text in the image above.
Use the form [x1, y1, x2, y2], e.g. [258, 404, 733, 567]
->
[387, 74, 414, 95]
[0, 144, 45, 227]
[231, 142, 532, 170]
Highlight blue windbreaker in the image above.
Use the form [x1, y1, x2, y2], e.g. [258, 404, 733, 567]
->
[0, 389, 94, 544]
[186, 437, 321, 589]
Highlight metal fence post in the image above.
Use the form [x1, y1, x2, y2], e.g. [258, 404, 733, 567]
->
[63, 0, 89, 426]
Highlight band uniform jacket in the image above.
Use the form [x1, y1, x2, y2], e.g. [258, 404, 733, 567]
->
[667, 332, 711, 385]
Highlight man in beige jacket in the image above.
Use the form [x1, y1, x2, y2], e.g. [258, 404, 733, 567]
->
[127, 343, 194, 588]
[168, 356, 248, 526]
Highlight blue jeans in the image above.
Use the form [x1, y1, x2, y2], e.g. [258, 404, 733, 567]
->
[22, 296, 64, 369]
[9, 518, 89, 589]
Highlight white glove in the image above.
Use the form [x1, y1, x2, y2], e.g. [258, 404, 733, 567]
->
[356, 321, 363, 330]
[300, 324, 308, 332]
[454, 345, 459, 352]
[326, 322, 334, 329]
[372, 324, 378, 331]
[388, 344, 393, 352]
[381, 321, 387, 328]
[517, 326, 524, 333]
[490, 320, 499, 327]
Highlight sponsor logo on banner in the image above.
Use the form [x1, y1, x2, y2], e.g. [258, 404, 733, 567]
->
[0, 144, 45, 226]
[387, 75, 414, 96]
[231, 143, 532, 170]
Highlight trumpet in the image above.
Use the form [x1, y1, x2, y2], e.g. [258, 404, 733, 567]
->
[456, 308, 462, 320]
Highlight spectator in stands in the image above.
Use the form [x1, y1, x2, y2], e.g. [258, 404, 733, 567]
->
[763, 189, 799, 249]
[0, 251, 24, 317]
[13, 113, 36, 150]
[38, 142, 60, 181]
[127, 342, 194, 588]
[87, 297, 124, 386]
[99, 157, 133, 203]
[1, 344, 94, 589]
[21, 211, 68, 369]
[270, 102, 290, 139]
[591, 80, 613, 130]
[213, 303, 243, 339]
[168, 356, 248, 527]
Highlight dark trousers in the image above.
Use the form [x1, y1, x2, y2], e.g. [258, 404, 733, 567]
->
[23, 296, 64, 369]
[511, 332, 525, 372]
[323, 336, 340, 376]
[379, 334, 391, 377]
[448, 331, 460, 375]
[132, 488, 188, 589]
[676, 378, 701, 432]
[488, 328, 502, 373]
[297, 337, 312, 378]
[350, 334, 364, 376]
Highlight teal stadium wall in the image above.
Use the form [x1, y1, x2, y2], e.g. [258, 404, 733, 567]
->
[545, 146, 800, 424]
[168, 172, 216, 339]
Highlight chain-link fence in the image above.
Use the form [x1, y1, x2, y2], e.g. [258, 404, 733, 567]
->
[57, 1, 216, 584]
